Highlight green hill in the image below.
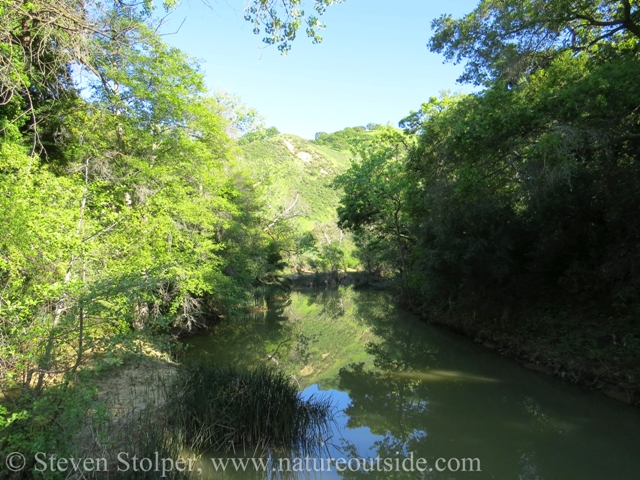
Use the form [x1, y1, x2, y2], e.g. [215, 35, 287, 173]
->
[236, 127, 380, 273]
[239, 135, 349, 224]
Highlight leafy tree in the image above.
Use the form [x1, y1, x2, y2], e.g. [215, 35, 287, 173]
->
[334, 127, 413, 291]
[429, 0, 640, 84]
[313, 126, 374, 151]
[399, 52, 640, 316]
[239, 126, 281, 145]
[214, 91, 266, 138]
[0, 0, 285, 396]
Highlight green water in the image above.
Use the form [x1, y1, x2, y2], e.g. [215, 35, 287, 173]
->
[185, 287, 640, 479]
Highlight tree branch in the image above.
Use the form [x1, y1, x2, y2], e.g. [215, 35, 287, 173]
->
[264, 192, 301, 231]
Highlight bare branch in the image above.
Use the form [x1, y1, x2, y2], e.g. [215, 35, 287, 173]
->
[264, 192, 302, 231]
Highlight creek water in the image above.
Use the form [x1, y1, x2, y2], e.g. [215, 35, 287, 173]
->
[184, 287, 640, 479]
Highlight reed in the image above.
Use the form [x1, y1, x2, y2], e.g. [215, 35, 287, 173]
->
[169, 362, 332, 453]
[102, 362, 332, 478]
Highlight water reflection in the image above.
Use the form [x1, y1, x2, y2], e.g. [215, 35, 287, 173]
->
[185, 287, 640, 480]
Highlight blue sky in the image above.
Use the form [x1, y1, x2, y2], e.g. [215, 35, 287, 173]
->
[160, 0, 479, 139]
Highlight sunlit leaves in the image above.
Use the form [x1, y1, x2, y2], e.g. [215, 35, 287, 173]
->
[429, 0, 640, 85]
[0, 1, 283, 391]
[243, 0, 344, 54]
[334, 128, 413, 278]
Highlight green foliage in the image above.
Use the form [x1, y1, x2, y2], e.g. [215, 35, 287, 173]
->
[0, 0, 345, 467]
[332, 2, 640, 327]
[429, 0, 640, 85]
[310, 243, 345, 273]
[0, 383, 106, 478]
[313, 125, 378, 152]
[238, 126, 281, 145]
[214, 91, 267, 138]
[243, 0, 346, 54]
[0, 0, 288, 401]
[399, 53, 640, 314]
[334, 127, 413, 289]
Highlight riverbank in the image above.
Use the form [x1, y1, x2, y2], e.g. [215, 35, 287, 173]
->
[421, 308, 640, 406]
[286, 271, 388, 289]
[289, 277, 640, 407]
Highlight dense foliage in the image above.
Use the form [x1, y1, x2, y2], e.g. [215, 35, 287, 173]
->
[337, 1, 640, 344]
[0, 0, 296, 419]
[314, 124, 380, 151]
[334, 127, 412, 284]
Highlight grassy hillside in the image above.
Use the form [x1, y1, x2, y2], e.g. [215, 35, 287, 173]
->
[239, 134, 351, 227]
[236, 126, 382, 273]
[236, 131, 361, 272]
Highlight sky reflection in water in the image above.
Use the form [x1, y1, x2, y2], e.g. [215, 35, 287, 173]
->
[186, 287, 640, 479]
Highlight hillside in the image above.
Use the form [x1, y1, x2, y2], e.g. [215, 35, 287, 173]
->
[239, 134, 351, 229]
[237, 129, 377, 272]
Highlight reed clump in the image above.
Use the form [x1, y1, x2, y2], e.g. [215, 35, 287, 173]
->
[169, 362, 332, 452]
[91, 362, 332, 479]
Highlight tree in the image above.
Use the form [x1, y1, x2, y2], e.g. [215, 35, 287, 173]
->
[239, 126, 281, 144]
[334, 128, 413, 289]
[429, 0, 640, 85]
[400, 52, 640, 313]
[0, 0, 286, 395]
[0, 0, 338, 159]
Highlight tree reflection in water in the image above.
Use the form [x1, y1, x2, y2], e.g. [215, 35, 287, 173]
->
[336, 290, 544, 479]
[185, 287, 640, 480]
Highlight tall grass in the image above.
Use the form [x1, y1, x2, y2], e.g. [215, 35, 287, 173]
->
[169, 362, 332, 453]
[90, 362, 333, 479]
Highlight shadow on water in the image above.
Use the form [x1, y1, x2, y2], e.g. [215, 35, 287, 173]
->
[185, 287, 640, 479]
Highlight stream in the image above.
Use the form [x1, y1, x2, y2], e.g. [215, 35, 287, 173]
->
[184, 287, 640, 479]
